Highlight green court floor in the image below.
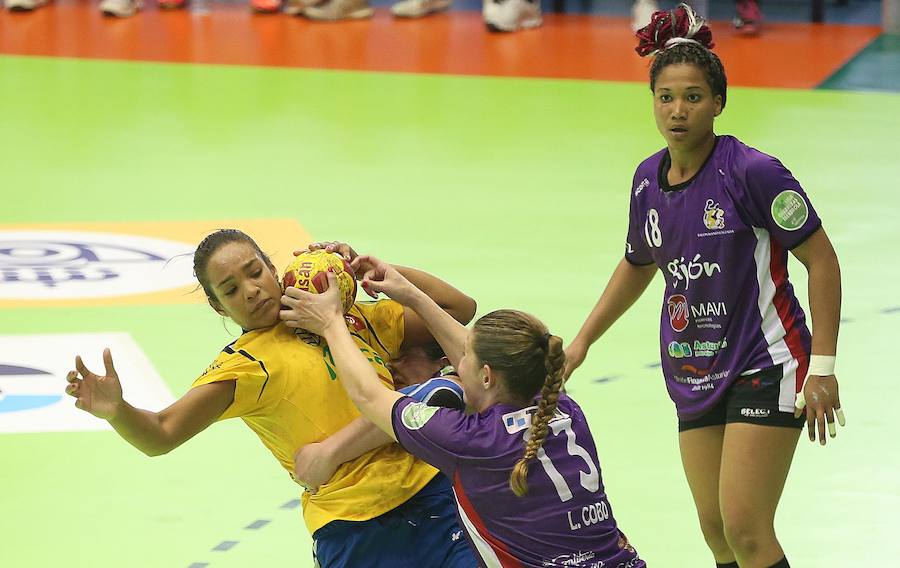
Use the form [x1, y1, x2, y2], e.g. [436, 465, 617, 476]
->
[1, 55, 899, 567]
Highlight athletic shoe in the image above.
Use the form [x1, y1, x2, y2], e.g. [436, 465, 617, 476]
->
[250, 0, 281, 12]
[733, 0, 762, 35]
[100, 0, 142, 16]
[4, 0, 48, 11]
[390, 0, 451, 18]
[302, 0, 373, 20]
[158, 0, 186, 9]
[482, 0, 541, 32]
[631, 0, 658, 32]
[284, 0, 315, 15]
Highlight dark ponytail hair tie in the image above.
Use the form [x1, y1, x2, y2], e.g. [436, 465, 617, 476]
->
[538, 333, 551, 350]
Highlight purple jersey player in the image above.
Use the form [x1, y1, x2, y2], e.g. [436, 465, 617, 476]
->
[281, 256, 644, 568]
[566, 6, 845, 568]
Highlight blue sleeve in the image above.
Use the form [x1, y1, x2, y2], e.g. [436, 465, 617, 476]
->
[399, 378, 465, 411]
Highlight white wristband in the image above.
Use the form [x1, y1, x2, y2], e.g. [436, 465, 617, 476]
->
[808, 355, 836, 377]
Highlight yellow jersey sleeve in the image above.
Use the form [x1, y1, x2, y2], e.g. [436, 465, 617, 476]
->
[191, 345, 269, 421]
[348, 299, 405, 360]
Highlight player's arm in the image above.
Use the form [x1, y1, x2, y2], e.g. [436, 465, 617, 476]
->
[790, 227, 845, 443]
[65, 349, 235, 456]
[391, 265, 477, 350]
[303, 241, 477, 343]
[293, 417, 390, 492]
[565, 258, 657, 379]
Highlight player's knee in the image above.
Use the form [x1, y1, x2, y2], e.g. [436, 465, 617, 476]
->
[696, 513, 730, 556]
[721, 510, 775, 557]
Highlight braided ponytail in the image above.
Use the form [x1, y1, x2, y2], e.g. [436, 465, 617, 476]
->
[509, 334, 565, 497]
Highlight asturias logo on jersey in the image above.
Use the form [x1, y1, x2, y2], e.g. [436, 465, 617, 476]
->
[667, 294, 689, 332]
[0, 231, 195, 300]
[703, 199, 726, 230]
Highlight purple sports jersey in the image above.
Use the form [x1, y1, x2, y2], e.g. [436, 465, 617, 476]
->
[625, 135, 821, 419]
[391, 394, 644, 568]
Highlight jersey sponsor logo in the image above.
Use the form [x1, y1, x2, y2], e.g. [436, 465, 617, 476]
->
[0, 333, 174, 433]
[666, 253, 721, 290]
[703, 199, 726, 230]
[666, 294, 689, 332]
[740, 407, 771, 418]
[634, 177, 650, 196]
[673, 369, 730, 392]
[343, 314, 366, 331]
[400, 401, 440, 430]
[690, 301, 727, 328]
[667, 337, 728, 359]
[450, 530, 462, 542]
[771, 190, 809, 231]
[503, 406, 537, 433]
[542, 550, 602, 567]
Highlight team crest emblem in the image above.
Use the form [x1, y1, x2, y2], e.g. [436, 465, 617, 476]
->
[703, 199, 726, 230]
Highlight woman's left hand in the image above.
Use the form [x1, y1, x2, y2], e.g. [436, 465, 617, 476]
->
[299, 241, 359, 263]
[795, 374, 845, 445]
[280, 272, 345, 335]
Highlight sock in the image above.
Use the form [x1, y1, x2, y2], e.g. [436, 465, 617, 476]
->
[767, 558, 790, 568]
[716, 563, 739, 568]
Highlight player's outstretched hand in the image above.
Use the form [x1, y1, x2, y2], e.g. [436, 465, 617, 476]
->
[563, 340, 588, 382]
[795, 374, 845, 446]
[65, 348, 123, 420]
[351, 255, 418, 305]
[293, 442, 338, 495]
[280, 271, 344, 335]
[300, 241, 358, 263]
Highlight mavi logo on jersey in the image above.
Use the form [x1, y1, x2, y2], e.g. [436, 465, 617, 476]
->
[667, 294, 689, 332]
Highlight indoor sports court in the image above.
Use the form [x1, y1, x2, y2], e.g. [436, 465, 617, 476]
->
[1, 1, 898, 566]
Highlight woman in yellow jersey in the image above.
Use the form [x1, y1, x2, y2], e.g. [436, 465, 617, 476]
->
[64, 229, 479, 568]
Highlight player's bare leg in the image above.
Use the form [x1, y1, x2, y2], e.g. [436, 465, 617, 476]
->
[719, 423, 800, 568]
[679, 425, 736, 565]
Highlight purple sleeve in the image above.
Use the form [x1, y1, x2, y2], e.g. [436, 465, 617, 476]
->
[738, 153, 822, 249]
[625, 173, 655, 265]
[391, 396, 470, 476]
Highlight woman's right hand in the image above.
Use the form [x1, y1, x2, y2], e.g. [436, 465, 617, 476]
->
[563, 340, 589, 381]
[65, 348, 124, 420]
[351, 255, 420, 305]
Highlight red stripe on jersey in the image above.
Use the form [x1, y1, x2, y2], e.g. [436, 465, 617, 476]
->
[769, 239, 809, 392]
[453, 472, 523, 568]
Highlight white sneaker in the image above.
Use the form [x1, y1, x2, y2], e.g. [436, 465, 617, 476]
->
[302, 0, 373, 20]
[483, 0, 541, 32]
[99, 0, 143, 16]
[391, 0, 450, 18]
[631, 0, 658, 32]
[5, 0, 48, 11]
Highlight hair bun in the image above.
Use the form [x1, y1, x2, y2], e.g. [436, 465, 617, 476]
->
[635, 3, 714, 57]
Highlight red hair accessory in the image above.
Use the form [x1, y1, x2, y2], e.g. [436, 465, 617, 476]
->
[635, 3, 714, 57]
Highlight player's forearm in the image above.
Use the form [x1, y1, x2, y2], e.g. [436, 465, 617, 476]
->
[321, 321, 401, 437]
[321, 417, 393, 466]
[406, 288, 468, 367]
[393, 265, 477, 325]
[806, 249, 841, 357]
[108, 403, 177, 457]
[572, 258, 656, 348]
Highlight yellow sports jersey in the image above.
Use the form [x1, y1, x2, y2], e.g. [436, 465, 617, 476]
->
[191, 300, 439, 534]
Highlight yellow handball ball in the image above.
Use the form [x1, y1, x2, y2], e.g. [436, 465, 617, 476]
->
[282, 250, 358, 314]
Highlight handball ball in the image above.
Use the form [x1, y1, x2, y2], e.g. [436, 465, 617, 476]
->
[282, 250, 357, 313]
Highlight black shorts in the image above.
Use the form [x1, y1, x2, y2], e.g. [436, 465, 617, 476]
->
[678, 365, 806, 432]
